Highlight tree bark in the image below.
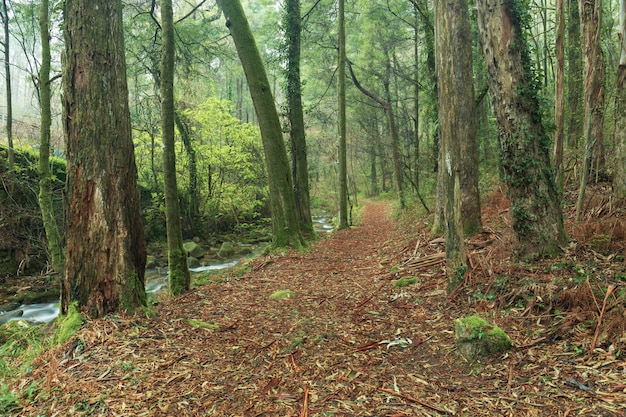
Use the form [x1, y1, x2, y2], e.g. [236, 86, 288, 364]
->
[285, 0, 314, 236]
[475, 0, 567, 260]
[62, 0, 147, 317]
[554, 0, 565, 193]
[566, 0, 583, 149]
[161, 0, 191, 296]
[38, 0, 63, 269]
[434, 0, 469, 291]
[218, 0, 304, 249]
[576, 0, 606, 220]
[614, 0, 626, 197]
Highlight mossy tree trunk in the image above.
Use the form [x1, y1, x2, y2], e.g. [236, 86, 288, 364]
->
[475, 0, 567, 260]
[284, 0, 314, 236]
[62, 0, 147, 317]
[174, 107, 199, 235]
[434, 0, 469, 291]
[218, 0, 304, 249]
[38, 0, 63, 269]
[566, 0, 583, 149]
[161, 0, 190, 296]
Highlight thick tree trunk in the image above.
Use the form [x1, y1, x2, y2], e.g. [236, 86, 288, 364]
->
[62, 0, 147, 317]
[218, 0, 304, 249]
[161, 0, 190, 296]
[567, 0, 583, 149]
[434, 0, 469, 291]
[475, 0, 567, 260]
[38, 0, 63, 269]
[614, 0, 626, 197]
[285, 0, 314, 236]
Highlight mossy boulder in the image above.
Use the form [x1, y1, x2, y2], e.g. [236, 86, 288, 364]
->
[145, 255, 159, 269]
[218, 242, 236, 258]
[454, 315, 512, 361]
[183, 241, 206, 259]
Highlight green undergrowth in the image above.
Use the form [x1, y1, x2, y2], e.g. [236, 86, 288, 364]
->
[0, 302, 84, 412]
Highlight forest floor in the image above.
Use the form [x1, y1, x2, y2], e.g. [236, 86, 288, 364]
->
[6, 188, 626, 416]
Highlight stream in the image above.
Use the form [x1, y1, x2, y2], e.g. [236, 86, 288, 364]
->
[0, 214, 335, 325]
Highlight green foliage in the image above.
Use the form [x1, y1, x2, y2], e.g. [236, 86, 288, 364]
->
[185, 97, 267, 225]
[270, 290, 296, 299]
[187, 319, 219, 330]
[0, 383, 20, 414]
[392, 276, 416, 287]
[53, 302, 83, 346]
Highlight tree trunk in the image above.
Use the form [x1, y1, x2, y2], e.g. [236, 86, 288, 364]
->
[1, 0, 13, 178]
[337, 0, 349, 229]
[38, 0, 63, 269]
[347, 62, 404, 209]
[554, 0, 565, 193]
[576, 0, 605, 220]
[475, 0, 567, 260]
[434, 0, 468, 291]
[613, 0, 626, 197]
[285, 0, 314, 236]
[567, 0, 583, 148]
[218, 0, 304, 249]
[62, 0, 147, 317]
[161, 0, 190, 296]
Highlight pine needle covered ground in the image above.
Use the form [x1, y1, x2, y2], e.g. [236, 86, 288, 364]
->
[5, 192, 626, 416]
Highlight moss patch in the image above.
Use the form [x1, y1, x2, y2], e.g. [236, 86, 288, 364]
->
[269, 290, 296, 300]
[454, 315, 512, 362]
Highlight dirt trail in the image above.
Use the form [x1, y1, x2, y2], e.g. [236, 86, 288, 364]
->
[9, 200, 626, 416]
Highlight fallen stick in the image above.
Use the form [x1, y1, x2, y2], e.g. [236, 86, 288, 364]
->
[299, 385, 309, 417]
[590, 285, 616, 353]
[339, 376, 449, 415]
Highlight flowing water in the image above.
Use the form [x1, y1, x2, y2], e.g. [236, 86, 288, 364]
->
[1, 215, 335, 325]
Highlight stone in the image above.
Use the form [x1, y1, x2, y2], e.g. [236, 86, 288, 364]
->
[187, 256, 201, 268]
[454, 315, 512, 362]
[183, 241, 206, 259]
[145, 255, 159, 269]
[218, 242, 236, 258]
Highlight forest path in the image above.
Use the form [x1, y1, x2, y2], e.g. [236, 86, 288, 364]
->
[11, 199, 626, 416]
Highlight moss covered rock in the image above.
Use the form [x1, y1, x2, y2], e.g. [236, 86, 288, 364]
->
[454, 315, 512, 361]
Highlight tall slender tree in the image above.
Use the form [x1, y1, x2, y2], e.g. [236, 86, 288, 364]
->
[284, 0, 314, 235]
[0, 0, 13, 177]
[161, 0, 190, 296]
[554, 0, 565, 192]
[576, 0, 606, 220]
[38, 0, 63, 269]
[62, 0, 147, 317]
[217, 0, 304, 249]
[337, 0, 349, 229]
[475, 0, 567, 259]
